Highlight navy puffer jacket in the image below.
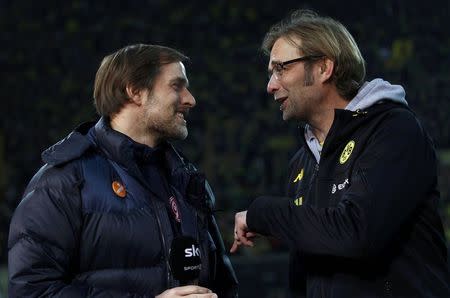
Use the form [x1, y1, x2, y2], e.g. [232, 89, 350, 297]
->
[8, 118, 237, 297]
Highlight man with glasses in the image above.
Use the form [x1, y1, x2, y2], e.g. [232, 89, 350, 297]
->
[231, 9, 449, 297]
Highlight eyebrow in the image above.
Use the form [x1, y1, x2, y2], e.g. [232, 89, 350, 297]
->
[270, 60, 283, 66]
[169, 77, 189, 88]
[268, 60, 283, 71]
[267, 60, 282, 77]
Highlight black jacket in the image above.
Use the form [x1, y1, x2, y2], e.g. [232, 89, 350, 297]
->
[8, 118, 237, 297]
[247, 102, 450, 297]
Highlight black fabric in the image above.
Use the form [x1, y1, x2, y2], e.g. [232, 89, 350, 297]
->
[133, 141, 182, 236]
[247, 102, 450, 297]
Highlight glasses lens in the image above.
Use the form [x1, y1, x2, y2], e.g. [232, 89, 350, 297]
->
[274, 64, 283, 79]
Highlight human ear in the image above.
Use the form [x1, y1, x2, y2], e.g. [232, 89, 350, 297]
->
[125, 84, 143, 105]
[319, 58, 334, 82]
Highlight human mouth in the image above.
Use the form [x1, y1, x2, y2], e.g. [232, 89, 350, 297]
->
[275, 96, 288, 111]
[176, 111, 188, 123]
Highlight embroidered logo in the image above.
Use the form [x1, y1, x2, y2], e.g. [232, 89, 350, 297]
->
[294, 197, 303, 206]
[293, 168, 304, 183]
[331, 178, 349, 194]
[339, 140, 355, 164]
[112, 181, 126, 198]
[169, 196, 181, 223]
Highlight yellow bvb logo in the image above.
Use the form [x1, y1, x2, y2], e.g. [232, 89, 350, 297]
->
[293, 168, 304, 183]
[339, 140, 355, 164]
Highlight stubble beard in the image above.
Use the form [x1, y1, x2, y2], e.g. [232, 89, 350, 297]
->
[143, 101, 188, 142]
[284, 71, 315, 122]
[303, 65, 315, 87]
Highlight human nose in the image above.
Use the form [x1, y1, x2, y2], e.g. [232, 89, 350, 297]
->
[183, 89, 196, 108]
[267, 74, 281, 94]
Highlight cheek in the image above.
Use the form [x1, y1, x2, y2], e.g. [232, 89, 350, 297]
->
[281, 79, 300, 94]
[152, 100, 174, 113]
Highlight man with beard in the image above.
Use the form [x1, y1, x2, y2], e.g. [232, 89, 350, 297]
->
[8, 44, 237, 298]
[231, 9, 450, 297]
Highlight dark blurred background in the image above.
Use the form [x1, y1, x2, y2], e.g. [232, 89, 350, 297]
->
[1, 0, 449, 296]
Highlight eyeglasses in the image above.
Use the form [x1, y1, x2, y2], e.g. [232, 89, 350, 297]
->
[268, 55, 325, 80]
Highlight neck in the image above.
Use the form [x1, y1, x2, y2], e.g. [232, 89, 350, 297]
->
[309, 116, 331, 144]
[309, 89, 349, 143]
[110, 108, 159, 148]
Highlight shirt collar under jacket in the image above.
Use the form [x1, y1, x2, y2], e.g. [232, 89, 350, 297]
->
[303, 78, 407, 164]
[304, 124, 322, 164]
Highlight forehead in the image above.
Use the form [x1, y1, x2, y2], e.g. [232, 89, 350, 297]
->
[157, 61, 188, 81]
[269, 37, 302, 65]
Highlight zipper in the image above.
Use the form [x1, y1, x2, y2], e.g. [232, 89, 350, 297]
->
[145, 171, 173, 288]
[108, 159, 173, 288]
[384, 280, 393, 296]
[312, 163, 320, 206]
[300, 132, 320, 202]
[152, 202, 172, 288]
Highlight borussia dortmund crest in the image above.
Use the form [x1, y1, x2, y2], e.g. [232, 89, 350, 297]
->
[339, 140, 355, 164]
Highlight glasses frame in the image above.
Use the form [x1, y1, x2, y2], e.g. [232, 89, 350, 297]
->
[269, 55, 325, 80]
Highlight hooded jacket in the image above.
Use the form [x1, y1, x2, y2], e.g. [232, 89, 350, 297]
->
[247, 79, 450, 297]
[8, 118, 238, 297]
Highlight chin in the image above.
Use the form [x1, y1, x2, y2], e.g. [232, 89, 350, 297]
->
[282, 113, 292, 121]
[172, 127, 189, 140]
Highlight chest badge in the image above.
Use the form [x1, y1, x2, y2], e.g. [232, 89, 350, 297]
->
[339, 140, 355, 164]
[293, 168, 304, 183]
[112, 181, 126, 198]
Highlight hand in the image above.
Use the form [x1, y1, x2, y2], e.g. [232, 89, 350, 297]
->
[230, 210, 256, 253]
[156, 285, 217, 297]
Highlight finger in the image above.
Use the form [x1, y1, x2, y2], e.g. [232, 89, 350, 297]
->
[186, 294, 218, 298]
[230, 240, 240, 253]
[245, 231, 257, 238]
[174, 285, 212, 295]
[235, 226, 247, 239]
[240, 237, 254, 247]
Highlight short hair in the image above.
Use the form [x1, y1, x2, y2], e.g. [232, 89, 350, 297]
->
[262, 9, 366, 100]
[93, 44, 188, 117]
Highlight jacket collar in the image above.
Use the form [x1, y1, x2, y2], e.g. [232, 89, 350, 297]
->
[92, 117, 191, 190]
[92, 117, 137, 169]
[299, 102, 410, 160]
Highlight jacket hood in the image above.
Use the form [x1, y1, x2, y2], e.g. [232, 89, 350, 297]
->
[41, 121, 96, 166]
[345, 78, 407, 111]
[304, 79, 407, 163]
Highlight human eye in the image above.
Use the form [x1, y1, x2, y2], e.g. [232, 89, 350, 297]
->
[171, 82, 183, 92]
[275, 63, 285, 72]
[171, 77, 188, 92]
[272, 63, 284, 77]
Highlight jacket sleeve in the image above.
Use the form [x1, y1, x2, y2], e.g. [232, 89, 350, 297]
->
[247, 109, 437, 258]
[8, 166, 151, 298]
